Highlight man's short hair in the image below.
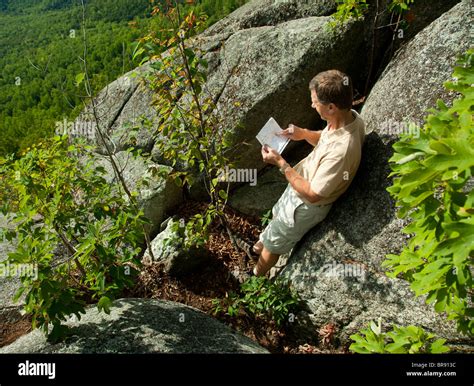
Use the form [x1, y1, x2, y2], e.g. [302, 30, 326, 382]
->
[309, 70, 353, 110]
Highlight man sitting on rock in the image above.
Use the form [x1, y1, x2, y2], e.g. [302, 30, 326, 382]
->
[252, 69, 365, 276]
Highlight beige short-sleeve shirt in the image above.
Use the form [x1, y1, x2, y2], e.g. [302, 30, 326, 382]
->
[293, 109, 365, 206]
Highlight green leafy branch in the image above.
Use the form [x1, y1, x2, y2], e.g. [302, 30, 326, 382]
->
[0, 137, 146, 341]
[330, 0, 369, 26]
[330, 0, 414, 25]
[212, 276, 301, 327]
[383, 49, 474, 336]
[134, 1, 236, 249]
[350, 319, 450, 353]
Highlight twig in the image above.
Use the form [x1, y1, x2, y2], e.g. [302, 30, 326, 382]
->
[219, 214, 253, 265]
[79, 0, 155, 260]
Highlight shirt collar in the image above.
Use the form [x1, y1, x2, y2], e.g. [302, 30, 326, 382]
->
[323, 109, 361, 141]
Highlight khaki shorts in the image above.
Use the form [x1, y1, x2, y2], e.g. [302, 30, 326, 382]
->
[259, 185, 332, 255]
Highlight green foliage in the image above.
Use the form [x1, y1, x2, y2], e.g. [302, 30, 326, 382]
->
[388, 0, 414, 13]
[0, 0, 249, 157]
[169, 209, 217, 249]
[350, 319, 450, 354]
[0, 4, 148, 156]
[212, 276, 301, 327]
[135, 2, 235, 248]
[330, 0, 369, 25]
[330, 0, 414, 26]
[0, 136, 146, 341]
[383, 50, 474, 336]
[261, 209, 272, 227]
[161, 214, 215, 251]
[0, 0, 151, 19]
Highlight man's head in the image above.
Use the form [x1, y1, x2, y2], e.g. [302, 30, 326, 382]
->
[309, 70, 353, 120]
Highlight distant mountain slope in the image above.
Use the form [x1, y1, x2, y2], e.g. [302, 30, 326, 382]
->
[0, 1, 152, 155]
[1, 0, 151, 19]
[0, 0, 248, 156]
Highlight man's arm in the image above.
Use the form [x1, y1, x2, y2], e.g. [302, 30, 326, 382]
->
[302, 129, 322, 146]
[261, 145, 323, 203]
[279, 125, 322, 147]
[277, 160, 322, 203]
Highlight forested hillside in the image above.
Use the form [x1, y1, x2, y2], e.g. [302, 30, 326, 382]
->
[0, 0, 247, 156]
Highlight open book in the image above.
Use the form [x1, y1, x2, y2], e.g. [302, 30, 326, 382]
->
[256, 117, 290, 154]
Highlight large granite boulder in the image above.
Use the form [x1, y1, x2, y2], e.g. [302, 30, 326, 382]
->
[167, 0, 461, 176]
[77, 0, 368, 176]
[221, 0, 463, 214]
[361, 0, 472, 141]
[201, 0, 337, 35]
[143, 218, 212, 276]
[273, 1, 473, 346]
[74, 63, 157, 155]
[0, 298, 268, 353]
[363, 0, 461, 88]
[189, 12, 367, 173]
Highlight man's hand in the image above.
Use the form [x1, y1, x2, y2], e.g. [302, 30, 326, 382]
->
[261, 145, 286, 167]
[278, 124, 306, 141]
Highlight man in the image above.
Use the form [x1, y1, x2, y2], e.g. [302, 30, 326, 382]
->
[252, 69, 365, 276]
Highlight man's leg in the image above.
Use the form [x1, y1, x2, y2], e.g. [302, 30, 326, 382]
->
[252, 240, 263, 255]
[254, 246, 280, 276]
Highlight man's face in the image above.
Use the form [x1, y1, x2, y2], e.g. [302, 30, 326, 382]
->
[311, 89, 331, 121]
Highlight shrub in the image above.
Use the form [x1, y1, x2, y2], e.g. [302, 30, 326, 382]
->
[0, 137, 147, 341]
[350, 319, 450, 354]
[383, 50, 474, 336]
[213, 276, 301, 327]
[133, 1, 235, 249]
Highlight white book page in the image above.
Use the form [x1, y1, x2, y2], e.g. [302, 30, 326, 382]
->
[256, 117, 290, 154]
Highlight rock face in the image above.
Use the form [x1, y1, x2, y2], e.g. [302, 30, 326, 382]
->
[0, 215, 21, 310]
[192, 12, 367, 173]
[274, 1, 472, 345]
[202, 0, 337, 35]
[94, 151, 183, 236]
[361, 0, 472, 140]
[75, 63, 157, 155]
[0, 298, 268, 353]
[78, 0, 369, 176]
[72, 0, 461, 198]
[143, 218, 212, 276]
